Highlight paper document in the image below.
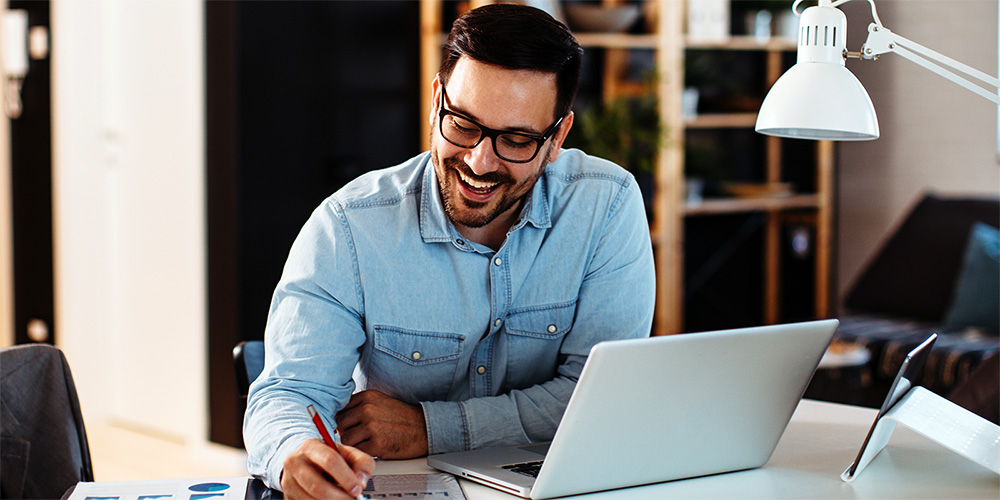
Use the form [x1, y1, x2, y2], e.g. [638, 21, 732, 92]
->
[363, 473, 465, 499]
[65, 477, 251, 500]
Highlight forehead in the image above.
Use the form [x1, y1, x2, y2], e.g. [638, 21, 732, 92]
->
[445, 56, 558, 133]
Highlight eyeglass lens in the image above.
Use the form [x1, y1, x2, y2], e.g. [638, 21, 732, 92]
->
[440, 114, 541, 163]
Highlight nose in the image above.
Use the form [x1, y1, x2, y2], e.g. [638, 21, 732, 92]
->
[464, 136, 502, 176]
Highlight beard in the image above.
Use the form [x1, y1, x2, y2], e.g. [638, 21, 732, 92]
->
[431, 146, 549, 229]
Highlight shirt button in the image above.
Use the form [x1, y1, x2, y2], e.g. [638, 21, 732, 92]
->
[412, 351, 421, 361]
[456, 239, 465, 246]
[494, 257, 502, 266]
[494, 319, 502, 327]
[477, 366, 486, 374]
[547, 324, 557, 333]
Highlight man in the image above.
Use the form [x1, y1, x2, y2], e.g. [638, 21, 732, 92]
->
[244, 4, 655, 498]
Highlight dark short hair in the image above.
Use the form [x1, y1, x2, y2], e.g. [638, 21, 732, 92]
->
[439, 3, 583, 120]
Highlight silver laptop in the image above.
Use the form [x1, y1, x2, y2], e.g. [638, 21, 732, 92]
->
[428, 319, 840, 499]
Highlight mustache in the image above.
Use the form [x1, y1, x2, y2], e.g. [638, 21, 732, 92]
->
[443, 157, 513, 185]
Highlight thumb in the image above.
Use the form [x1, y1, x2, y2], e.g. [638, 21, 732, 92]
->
[341, 442, 377, 478]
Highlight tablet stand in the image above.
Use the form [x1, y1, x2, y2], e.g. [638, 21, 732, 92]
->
[841, 333, 1000, 481]
[841, 384, 1000, 481]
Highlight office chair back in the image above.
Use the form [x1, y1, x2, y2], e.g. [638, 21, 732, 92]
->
[233, 340, 265, 398]
[1, 344, 94, 500]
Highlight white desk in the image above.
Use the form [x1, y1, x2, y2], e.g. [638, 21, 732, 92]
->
[376, 399, 1000, 499]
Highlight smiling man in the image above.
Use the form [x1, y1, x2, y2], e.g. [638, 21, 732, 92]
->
[243, 4, 655, 499]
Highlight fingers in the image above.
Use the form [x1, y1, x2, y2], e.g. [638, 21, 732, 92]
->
[280, 441, 346, 500]
[281, 439, 372, 500]
[335, 400, 365, 434]
[336, 391, 379, 445]
[341, 442, 377, 477]
[337, 419, 372, 450]
[335, 390, 429, 459]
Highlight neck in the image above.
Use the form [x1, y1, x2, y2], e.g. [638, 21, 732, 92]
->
[455, 201, 523, 251]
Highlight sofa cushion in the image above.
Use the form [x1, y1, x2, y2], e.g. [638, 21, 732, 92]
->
[845, 194, 1000, 322]
[942, 223, 999, 332]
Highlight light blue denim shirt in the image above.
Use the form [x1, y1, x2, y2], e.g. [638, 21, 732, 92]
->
[244, 149, 655, 487]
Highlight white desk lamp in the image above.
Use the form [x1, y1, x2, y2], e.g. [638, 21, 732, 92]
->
[755, 0, 1000, 141]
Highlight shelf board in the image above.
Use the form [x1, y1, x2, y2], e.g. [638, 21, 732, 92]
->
[683, 194, 821, 216]
[574, 34, 798, 52]
[575, 32, 659, 49]
[685, 36, 797, 51]
[685, 113, 758, 129]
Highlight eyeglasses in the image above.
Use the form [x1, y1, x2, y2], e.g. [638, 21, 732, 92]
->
[438, 85, 564, 163]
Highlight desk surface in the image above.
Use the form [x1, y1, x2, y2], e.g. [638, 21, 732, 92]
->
[376, 399, 999, 499]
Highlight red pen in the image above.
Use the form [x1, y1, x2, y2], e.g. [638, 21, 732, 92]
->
[307, 404, 338, 447]
[307, 404, 369, 500]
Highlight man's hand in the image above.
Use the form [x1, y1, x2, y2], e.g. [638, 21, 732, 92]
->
[281, 438, 375, 500]
[336, 390, 429, 458]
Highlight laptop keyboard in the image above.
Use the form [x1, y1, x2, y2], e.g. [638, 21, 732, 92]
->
[501, 460, 544, 478]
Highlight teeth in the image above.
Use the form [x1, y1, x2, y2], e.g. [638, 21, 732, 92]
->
[459, 171, 498, 190]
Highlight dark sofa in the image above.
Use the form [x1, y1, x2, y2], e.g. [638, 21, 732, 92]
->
[805, 193, 999, 416]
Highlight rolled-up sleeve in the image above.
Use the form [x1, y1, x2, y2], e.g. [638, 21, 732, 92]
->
[243, 199, 366, 488]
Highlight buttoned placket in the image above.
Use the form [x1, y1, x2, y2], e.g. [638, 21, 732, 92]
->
[469, 226, 524, 398]
[445, 226, 495, 397]
[471, 248, 502, 397]
[449, 210, 530, 399]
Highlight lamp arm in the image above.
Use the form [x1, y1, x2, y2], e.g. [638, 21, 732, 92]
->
[861, 24, 1000, 104]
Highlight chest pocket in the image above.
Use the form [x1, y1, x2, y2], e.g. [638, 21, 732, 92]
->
[368, 326, 464, 402]
[502, 301, 576, 389]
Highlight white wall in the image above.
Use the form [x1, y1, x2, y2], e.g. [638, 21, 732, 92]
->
[52, 0, 207, 444]
[836, 0, 1000, 302]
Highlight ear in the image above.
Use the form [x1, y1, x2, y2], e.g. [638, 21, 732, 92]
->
[546, 111, 574, 162]
[429, 74, 442, 127]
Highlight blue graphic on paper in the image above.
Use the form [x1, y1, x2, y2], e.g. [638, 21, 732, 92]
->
[188, 483, 230, 493]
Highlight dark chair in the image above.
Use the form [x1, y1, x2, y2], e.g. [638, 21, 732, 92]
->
[1, 344, 94, 500]
[233, 340, 265, 398]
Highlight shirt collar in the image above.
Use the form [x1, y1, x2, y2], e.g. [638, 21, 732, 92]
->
[419, 153, 554, 245]
[419, 154, 453, 244]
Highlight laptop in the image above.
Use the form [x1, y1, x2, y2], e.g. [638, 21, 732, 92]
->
[427, 319, 840, 499]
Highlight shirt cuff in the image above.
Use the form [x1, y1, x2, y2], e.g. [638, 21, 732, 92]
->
[264, 433, 311, 490]
[421, 400, 469, 454]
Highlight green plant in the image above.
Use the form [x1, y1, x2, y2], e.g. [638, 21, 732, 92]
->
[565, 92, 662, 174]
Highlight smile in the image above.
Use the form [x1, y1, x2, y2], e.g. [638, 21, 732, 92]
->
[458, 170, 501, 194]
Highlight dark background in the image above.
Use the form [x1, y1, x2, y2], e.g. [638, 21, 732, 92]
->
[206, 1, 422, 448]
[8, 0, 54, 347]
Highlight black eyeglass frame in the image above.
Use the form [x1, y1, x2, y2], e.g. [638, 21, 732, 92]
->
[437, 85, 565, 164]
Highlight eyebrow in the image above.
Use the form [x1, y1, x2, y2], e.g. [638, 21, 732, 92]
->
[443, 90, 546, 136]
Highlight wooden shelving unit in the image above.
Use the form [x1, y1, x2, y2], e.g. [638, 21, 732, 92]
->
[419, 0, 833, 336]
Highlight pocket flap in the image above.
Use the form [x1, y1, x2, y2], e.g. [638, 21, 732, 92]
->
[373, 327, 464, 365]
[505, 301, 576, 339]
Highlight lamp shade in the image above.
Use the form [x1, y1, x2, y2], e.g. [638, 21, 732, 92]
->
[755, 2, 880, 141]
[755, 62, 879, 140]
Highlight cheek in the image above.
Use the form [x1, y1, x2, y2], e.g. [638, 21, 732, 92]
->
[432, 136, 466, 163]
[430, 146, 452, 186]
